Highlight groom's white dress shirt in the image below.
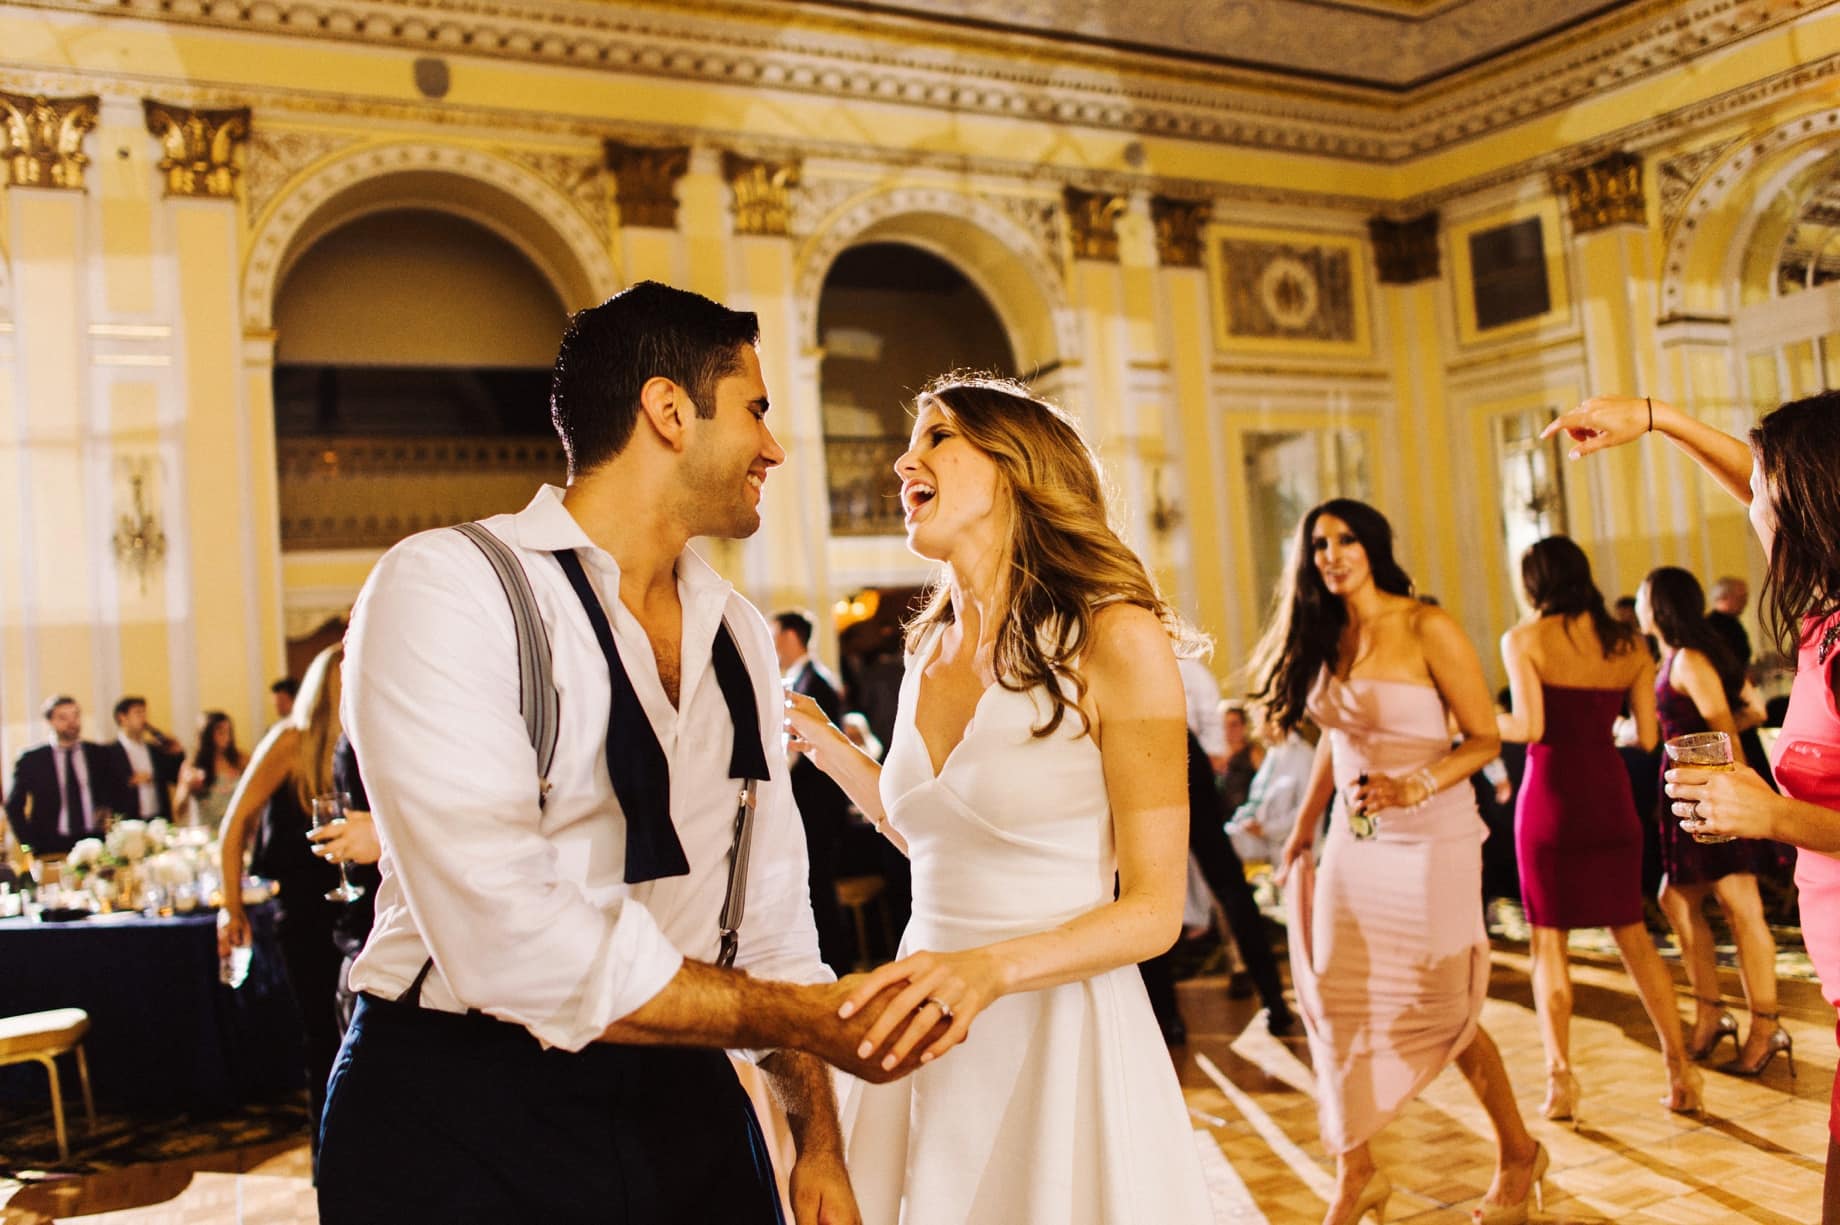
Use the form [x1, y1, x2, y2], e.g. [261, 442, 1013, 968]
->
[344, 485, 830, 1052]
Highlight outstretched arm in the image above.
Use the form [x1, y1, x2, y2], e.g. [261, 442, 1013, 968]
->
[216, 724, 297, 953]
[1544, 396, 1766, 552]
[786, 692, 906, 854]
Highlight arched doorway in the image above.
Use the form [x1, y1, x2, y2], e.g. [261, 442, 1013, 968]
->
[817, 241, 1017, 537]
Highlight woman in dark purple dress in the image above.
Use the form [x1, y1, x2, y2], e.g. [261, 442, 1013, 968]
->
[1638, 566, 1786, 1077]
[1498, 537, 1696, 1121]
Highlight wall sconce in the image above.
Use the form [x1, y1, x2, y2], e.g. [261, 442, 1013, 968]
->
[112, 467, 167, 593]
[1149, 467, 1183, 537]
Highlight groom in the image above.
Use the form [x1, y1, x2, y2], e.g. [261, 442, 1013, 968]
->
[320, 282, 939, 1225]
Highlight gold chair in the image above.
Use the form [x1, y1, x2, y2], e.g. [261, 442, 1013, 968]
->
[0, 1008, 97, 1161]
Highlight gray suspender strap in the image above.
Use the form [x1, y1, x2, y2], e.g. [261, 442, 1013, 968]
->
[453, 522, 559, 800]
[398, 523, 561, 1011]
[716, 773, 757, 969]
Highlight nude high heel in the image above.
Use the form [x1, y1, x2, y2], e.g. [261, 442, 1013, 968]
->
[1541, 1068, 1581, 1125]
[1721, 1010, 1795, 1079]
[1686, 995, 1739, 1062]
[1342, 1168, 1392, 1224]
[1471, 1142, 1549, 1225]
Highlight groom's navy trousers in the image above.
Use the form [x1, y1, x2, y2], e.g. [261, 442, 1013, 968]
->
[316, 993, 785, 1225]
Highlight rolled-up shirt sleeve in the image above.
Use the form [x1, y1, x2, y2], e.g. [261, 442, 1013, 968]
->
[345, 535, 682, 1051]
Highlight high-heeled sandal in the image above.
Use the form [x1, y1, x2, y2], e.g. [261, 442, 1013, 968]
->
[1471, 1142, 1549, 1225]
[1325, 1168, 1393, 1225]
[1685, 994, 1739, 1062]
[1540, 1069, 1581, 1125]
[1721, 1010, 1796, 1078]
[1663, 1061, 1704, 1114]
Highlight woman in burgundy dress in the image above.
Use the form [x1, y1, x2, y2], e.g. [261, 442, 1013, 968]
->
[1547, 390, 1840, 1221]
[1498, 536, 1696, 1120]
[1638, 566, 1786, 1076]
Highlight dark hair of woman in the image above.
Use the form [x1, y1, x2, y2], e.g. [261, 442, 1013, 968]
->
[1249, 498, 1415, 734]
[192, 710, 244, 791]
[1644, 566, 1744, 708]
[1749, 390, 1840, 661]
[1520, 535, 1638, 659]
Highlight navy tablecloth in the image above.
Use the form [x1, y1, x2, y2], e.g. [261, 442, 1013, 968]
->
[0, 905, 304, 1114]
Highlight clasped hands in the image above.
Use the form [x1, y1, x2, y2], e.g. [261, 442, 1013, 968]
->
[822, 947, 1003, 1081]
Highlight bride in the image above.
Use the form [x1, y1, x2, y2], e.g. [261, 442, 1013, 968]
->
[785, 375, 1215, 1225]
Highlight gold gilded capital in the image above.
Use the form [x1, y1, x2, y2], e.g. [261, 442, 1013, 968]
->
[0, 92, 100, 190]
[1065, 187, 1127, 262]
[144, 100, 251, 198]
[722, 153, 801, 237]
[604, 141, 689, 229]
[1551, 151, 1645, 234]
[1150, 196, 1209, 269]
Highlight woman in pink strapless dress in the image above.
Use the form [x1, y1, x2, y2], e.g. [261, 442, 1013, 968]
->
[1497, 537, 1696, 1123]
[1549, 390, 1840, 1222]
[1255, 499, 1543, 1225]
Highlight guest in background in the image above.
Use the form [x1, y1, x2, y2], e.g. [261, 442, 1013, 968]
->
[1219, 700, 1265, 813]
[1498, 536, 1695, 1124]
[5, 695, 130, 855]
[1177, 655, 1228, 773]
[1259, 499, 1541, 1225]
[775, 607, 855, 973]
[1638, 567, 1786, 1077]
[175, 711, 246, 828]
[219, 645, 347, 1156]
[1707, 576, 1753, 673]
[108, 696, 186, 821]
[1226, 711, 1317, 866]
[310, 733, 383, 1037]
[270, 677, 299, 724]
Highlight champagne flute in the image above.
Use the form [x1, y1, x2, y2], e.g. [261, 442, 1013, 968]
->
[310, 793, 366, 903]
[1664, 731, 1738, 844]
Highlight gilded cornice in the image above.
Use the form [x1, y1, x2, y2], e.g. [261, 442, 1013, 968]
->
[0, 90, 99, 190]
[6, 0, 1816, 164]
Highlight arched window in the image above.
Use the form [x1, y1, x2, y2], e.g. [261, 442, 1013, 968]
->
[817, 243, 1015, 535]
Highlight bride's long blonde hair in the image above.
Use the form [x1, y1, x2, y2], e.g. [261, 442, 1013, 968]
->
[290, 643, 343, 814]
[903, 375, 1204, 738]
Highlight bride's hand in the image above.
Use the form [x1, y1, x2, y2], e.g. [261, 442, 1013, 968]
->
[785, 692, 843, 762]
[837, 947, 1008, 1069]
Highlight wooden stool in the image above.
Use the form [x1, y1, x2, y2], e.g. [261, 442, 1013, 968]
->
[0, 1008, 96, 1161]
[834, 874, 892, 970]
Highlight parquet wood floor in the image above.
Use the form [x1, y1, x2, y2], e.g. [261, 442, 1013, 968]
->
[1179, 946, 1830, 1224]
[3, 945, 1827, 1223]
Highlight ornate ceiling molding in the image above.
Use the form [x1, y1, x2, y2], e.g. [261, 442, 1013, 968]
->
[10, 0, 1815, 164]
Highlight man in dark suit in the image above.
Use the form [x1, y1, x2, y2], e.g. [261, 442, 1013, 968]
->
[105, 696, 187, 821]
[774, 609, 855, 972]
[4, 695, 132, 855]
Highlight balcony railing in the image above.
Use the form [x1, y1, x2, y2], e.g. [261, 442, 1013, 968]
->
[825, 435, 907, 537]
[278, 436, 565, 551]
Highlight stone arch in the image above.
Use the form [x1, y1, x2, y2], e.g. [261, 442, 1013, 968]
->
[243, 141, 617, 333]
[795, 186, 1074, 373]
[1661, 106, 1840, 318]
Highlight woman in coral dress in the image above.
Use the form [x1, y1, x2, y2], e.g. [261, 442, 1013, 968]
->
[1548, 391, 1840, 1222]
[1497, 535, 1695, 1121]
[1255, 498, 1542, 1225]
[786, 376, 1213, 1225]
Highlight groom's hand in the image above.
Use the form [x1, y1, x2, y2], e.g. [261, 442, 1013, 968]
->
[789, 1146, 861, 1225]
[802, 977, 946, 1083]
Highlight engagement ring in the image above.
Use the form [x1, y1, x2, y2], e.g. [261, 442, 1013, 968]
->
[926, 997, 954, 1020]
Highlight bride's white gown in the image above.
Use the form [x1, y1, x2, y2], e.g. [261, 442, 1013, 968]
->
[840, 633, 1216, 1225]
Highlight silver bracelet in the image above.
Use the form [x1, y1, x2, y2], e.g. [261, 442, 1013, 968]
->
[1412, 767, 1438, 809]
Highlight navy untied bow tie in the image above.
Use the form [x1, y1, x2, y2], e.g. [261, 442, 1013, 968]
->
[552, 549, 769, 884]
